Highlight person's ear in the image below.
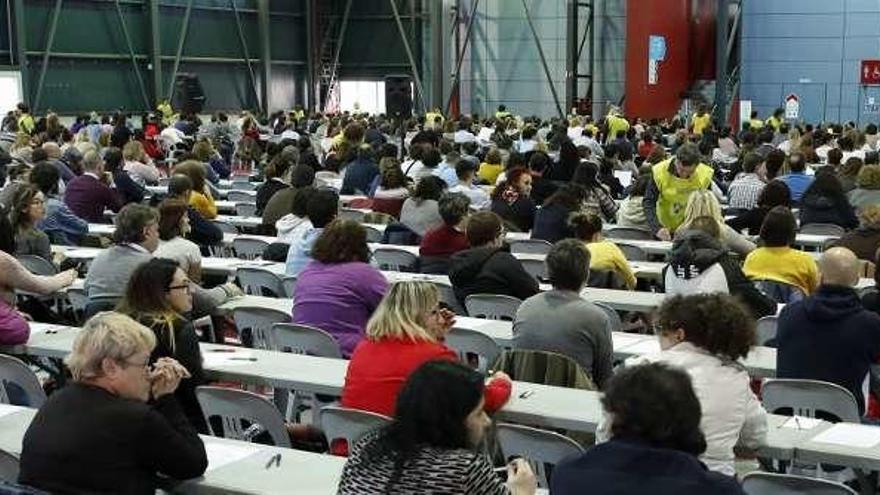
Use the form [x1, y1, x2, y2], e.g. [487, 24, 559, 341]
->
[101, 357, 121, 378]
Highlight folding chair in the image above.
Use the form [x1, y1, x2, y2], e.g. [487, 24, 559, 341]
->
[236, 267, 285, 297]
[464, 294, 522, 321]
[496, 423, 584, 488]
[0, 355, 46, 408]
[509, 239, 553, 255]
[232, 238, 269, 260]
[271, 323, 342, 422]
[232, 306, 290, 349]
[372, 247, 419, 272]
[320, 405, 392, 455]
[196, 386, 291, 448]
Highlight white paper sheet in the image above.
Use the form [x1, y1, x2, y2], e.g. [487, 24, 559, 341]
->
[810, 423, 880, 449]
[477, 127, 494, 141]
[612, 333, 649, 350]
[781, 416, 822, 430]
[203, 439, 263, 472]
[202, 350, 258, 368]
[620, 339, 661, 355]
[613, 170, 633, 188]
[0, 404, 27, 419]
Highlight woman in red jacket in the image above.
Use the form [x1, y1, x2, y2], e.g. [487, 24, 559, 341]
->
[341, 281, 512, 417]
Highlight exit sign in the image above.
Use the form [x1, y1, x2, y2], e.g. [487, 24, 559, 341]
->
[862, 60, 880, 85]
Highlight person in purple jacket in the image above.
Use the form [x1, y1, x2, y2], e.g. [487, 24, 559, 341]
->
[292, 219, 388, 357]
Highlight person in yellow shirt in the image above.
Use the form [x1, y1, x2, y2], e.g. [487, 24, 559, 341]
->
[477, 148, 504, 185]
[605, 108, 630, 145]
[765, 108, 784, 132]
[743, 206, 820, 296]
[494, 104, 511, 120]
[569, 211, 637, 290]
[16, 103, 35, 135]
[748, 111, 764, 131]
[643, 143, 715, 240]
[691, 105, 711, 136]
[173, 160, 218, 220]
[425, 108, 444, 130]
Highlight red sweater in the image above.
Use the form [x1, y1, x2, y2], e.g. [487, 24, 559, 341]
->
[419, 225, 470, 257]
[341, 337, 512, 417]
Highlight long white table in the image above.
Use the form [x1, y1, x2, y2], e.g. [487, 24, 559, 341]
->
[0, 404, 345, 494]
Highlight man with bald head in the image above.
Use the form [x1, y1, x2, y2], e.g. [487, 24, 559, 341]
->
[776, 247, 880, 416]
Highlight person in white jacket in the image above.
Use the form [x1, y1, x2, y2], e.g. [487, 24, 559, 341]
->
[625, 293, 768, 477]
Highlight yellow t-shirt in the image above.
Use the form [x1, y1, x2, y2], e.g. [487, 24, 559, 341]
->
[477, 163, 504, 185]
[586, 240, 637, 290]
[692, 113, 711, 135]
[189, 190, 218, 220]
[749, 118, 764, 130]
[742, 246, 820, 296]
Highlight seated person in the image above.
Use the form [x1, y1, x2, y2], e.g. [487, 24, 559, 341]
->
[105, 147, 147, 206]
[11, 185, 52, 262]
[275, 186, 316, 245]
[292, 220, 387, 357]
[551, 363, 744, 494]
[569, 211, 636, 289]
[676, 190, 755, 256]
[342, 282, 511, 417]
[798, 168, 858, 230]
[449, 211, 539, 304]
[154, 199, 203, 284]
[400, 176, 446, 237]
[531, 184, 587, 243]
[284, 189, 339, 276]
[262, 163, 316, 228]
[448, 159, 490, 210]
[337, 360, 535, 495]
[31, 162, 88, 246]
[743, 206, 820, 296]
[117, 258, 207, 433]
[419, 193, 470, 274]
[490, 167, 536, 233]
[370, 157, 410, 218]
[255, 152, 293, 216]
[513, 239, 614, 388]
[626, 294, 768, 475]
[166, 174, 223, 250]
[18, 312, 207, 493]
[664, 217, 776, 318]
[726, 180, 791, 235]
[777, 247, 880, 417]
[64, 150, 123, 223]
[173, 160, 217, 220]
[832, 204, 880, 261]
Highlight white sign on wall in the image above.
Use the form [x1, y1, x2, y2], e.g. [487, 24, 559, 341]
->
[785, 93, 800, 120]
[740, 100, 752, 126]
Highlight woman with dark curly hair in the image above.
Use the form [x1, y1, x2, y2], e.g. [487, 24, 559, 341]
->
[625, 294, 766, 477]
[551, 362, 745, 494]
[799, 167, 858, 230]
[490, 167, 536, 232]
[292, 219, 388, 357]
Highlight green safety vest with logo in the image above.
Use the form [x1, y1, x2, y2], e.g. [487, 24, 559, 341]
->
[651, 159, 714, 231]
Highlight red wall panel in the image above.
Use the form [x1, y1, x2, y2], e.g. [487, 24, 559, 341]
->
[625, 0, 692, 119]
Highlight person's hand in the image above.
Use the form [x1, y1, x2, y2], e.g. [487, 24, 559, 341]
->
[438, 307, 456, 330]
[656, 228, 671, 241]
[59, 268, 78, 286]
[222, 282, 245, 298]
[149, 358, 188, 398]
[153, 357, 190, 380]
[505, 458, 537, 495]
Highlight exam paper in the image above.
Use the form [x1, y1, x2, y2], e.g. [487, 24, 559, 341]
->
[0, 403, 26, 420]
[810, 423, 880, 449]
[203, 439, 262, 472]
[781, 416, 822, 430]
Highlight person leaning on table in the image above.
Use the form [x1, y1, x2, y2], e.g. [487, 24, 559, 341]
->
[18, 312, 207, 494]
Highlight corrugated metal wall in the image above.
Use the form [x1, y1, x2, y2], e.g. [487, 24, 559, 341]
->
[741, 0, 880, 125]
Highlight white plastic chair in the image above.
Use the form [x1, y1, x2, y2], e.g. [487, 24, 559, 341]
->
[433, 282, 465, 315]
[363, 225, 383, 243]
[235, 202, 258, 217]
[756, 315, 778, 346]
[339, 208, 366, 223]
[593, 301, 622, 332]
[762, 379, 860, 423]
[272, 323, 342, 358]
[232, 306, 291, 350]
[742, 472, 857, 495]
[232, 238, 269, 260]
[617, 243, 648, 261]
[228, 191, 255, 203]
[196, 386, 291, 448]
[320, 405, 392, 455]
[16, 255, 57, 276]
[0, 449, 19, 483]
[464, 294, 522, 321]
[372, 247, 419, 272]
[282, 276, 298, 298]
[0, 355, 47, 408]
[799, 223, 846, 237]
[605, 226, 655, 240]
[509, 239, 553, 255]
[496, 423, 584, 488]
[445, 327, 502, 373]
[236, 267, 284, 297]
[520, 258, 547, 282]
[212, 220, 239, 234]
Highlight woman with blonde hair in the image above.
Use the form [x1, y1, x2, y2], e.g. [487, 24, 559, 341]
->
[341, 281, 512, 417]
[847, 164, 880, 211]
[173, 160, 217, 219]
[676, 190, 755, 255]
[833, 204, 880, 261]
[123, 140, 161, 185]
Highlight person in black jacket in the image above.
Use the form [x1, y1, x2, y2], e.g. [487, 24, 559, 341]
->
[726, 180, 790, 235]
[105, 147, 147, 206]
[340, 144, 380, 196]
[167, 173, 223, 249]
[19, 311, 207, 494]
[117, 258, 207, 433]
[531, 183, 586, 243]
[662, 223, 776, 319]
[799, 168, 858, 230]
[527, 151, 558, 205]
[449, 211, 539, 305]
[551, 362, 744, 495]
[490, 167, 536, 233]
[255, 150, 294, 215]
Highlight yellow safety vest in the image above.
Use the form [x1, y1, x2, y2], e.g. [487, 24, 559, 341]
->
[495, 110, 511, 120]
[766, 116, 782, 131]
[749, 118, 764, 130]
[692, 113, 711, 135]
[606, 114, 630, 141]
[425, 111, 444, 129]
[652, 159, 714, 231]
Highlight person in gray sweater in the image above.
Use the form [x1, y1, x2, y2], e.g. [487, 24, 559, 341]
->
[512, 239, 614, 388]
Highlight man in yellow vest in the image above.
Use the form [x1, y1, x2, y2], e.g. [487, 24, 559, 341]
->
[748, 110, 764, 131]
[765, 107, 784, 132]
[643, 143, 715, 240]
[16, 103, 34, 135]
[425, 107, 444, 130]
[605, 108, 630, 144]
[691, 105, 711, 135]
[495, 104, 512, 120]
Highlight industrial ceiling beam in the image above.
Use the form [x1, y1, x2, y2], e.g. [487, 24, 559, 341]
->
[429, 0, 443, 110]
[389, 0, 426, 114]
[257, 0, 271, 115]
[12, 0, 28, 106]
[445, 0, 480, 116]
[304, 0, 315, 112]
[166, 0, 194, 103]
[231, 0, 260, 111]
[147, 0, 162, 105]
[33, 0, 63, 112]
[521, 0, 564, 119]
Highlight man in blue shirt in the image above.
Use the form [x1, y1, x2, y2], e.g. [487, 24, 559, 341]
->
[285, 189, 339, 275]
[777, 152, 813, 204]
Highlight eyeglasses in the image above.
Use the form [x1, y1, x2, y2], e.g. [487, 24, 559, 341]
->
[121, 357, 151, 372]
[167, 284, 191, 293]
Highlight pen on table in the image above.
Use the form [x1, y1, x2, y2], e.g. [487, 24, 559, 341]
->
[228, 357, 258, 361]
[794, 416, 802, 430]
[264, 453, 281, 469]
[518, 390, 534, 399]
[208, 348, 236, 353]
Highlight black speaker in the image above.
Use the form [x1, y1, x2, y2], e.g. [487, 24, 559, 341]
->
[174, 73, 206, 114]
[385, 74, 413, 117]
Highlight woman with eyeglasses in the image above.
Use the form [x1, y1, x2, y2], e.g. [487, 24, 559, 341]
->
[18, 312, 207, 494]
[117, 258, 207, 433]
[10, 184, 52, 262]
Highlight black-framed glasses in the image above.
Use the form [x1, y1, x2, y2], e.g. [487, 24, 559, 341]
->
[167, 284, 191, 293]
